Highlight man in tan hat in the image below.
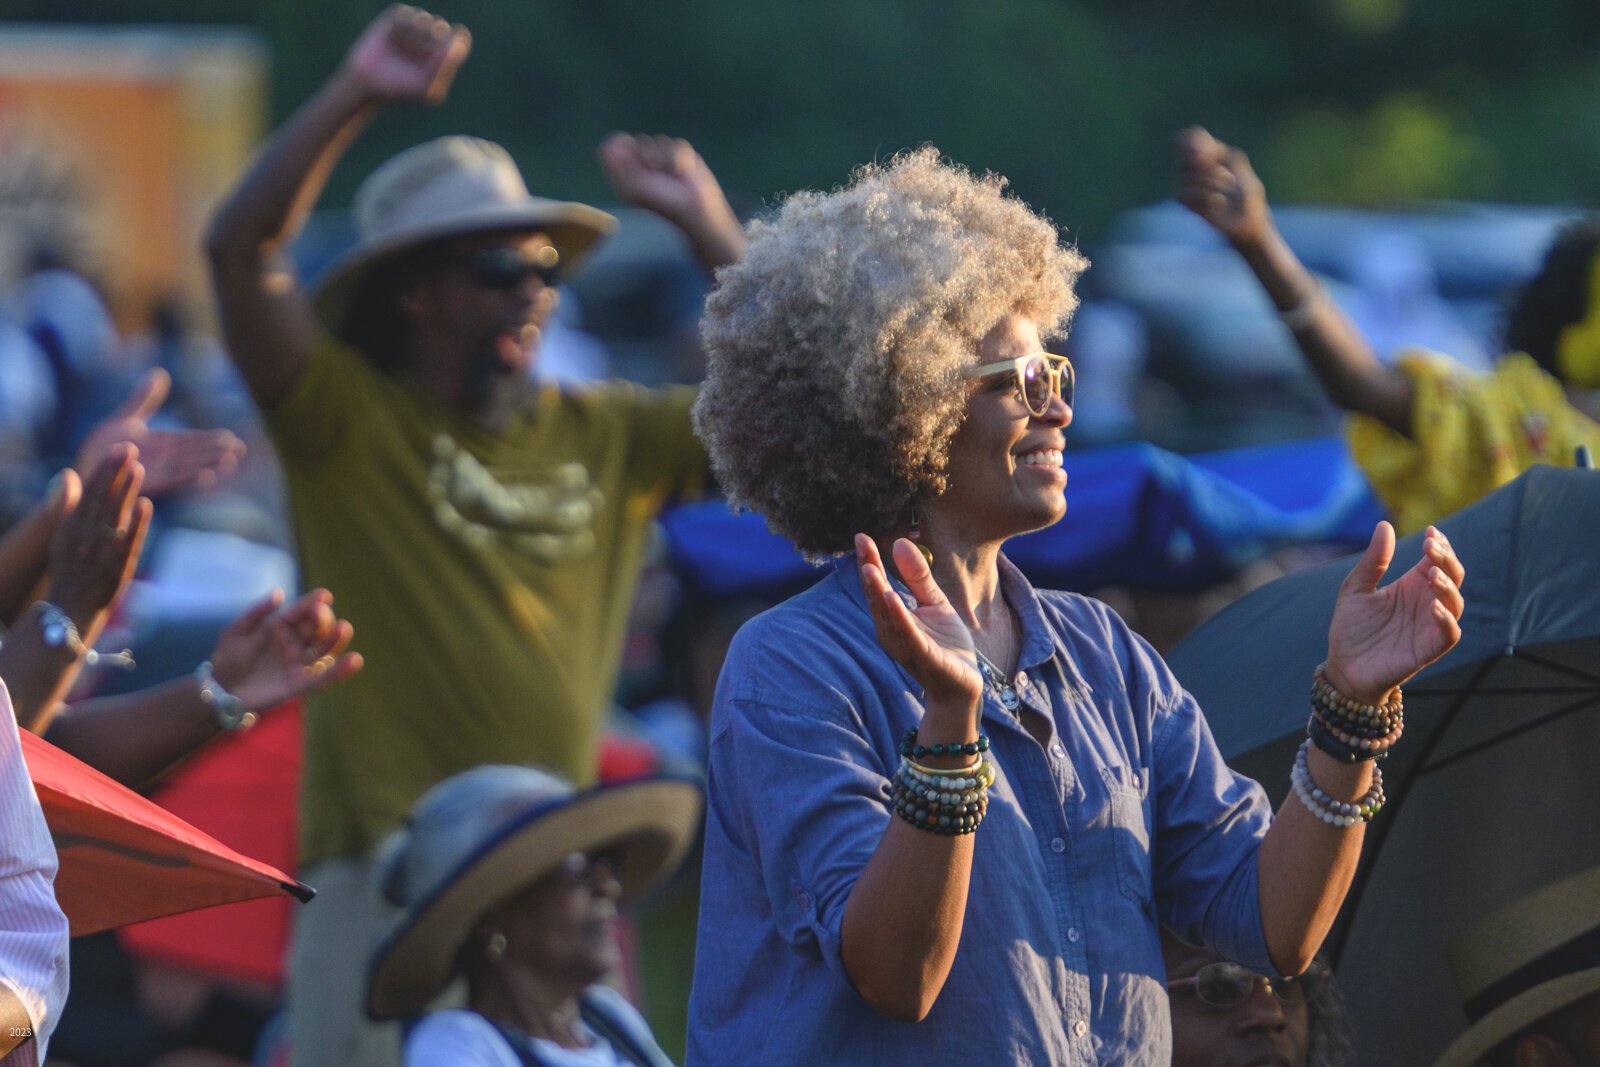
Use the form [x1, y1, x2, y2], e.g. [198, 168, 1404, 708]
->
[204, 5, 744, 1063]
[1436, 866, 1600, 1067]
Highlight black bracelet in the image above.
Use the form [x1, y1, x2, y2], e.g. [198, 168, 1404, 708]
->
[900, 728, 989, 760]
[1306, 715, 1389, 763]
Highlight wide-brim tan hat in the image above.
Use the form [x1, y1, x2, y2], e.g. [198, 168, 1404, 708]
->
[366, 767, 701, 1021]
[311, 135, 617, 343]
[1434, 866, 1600, 1066]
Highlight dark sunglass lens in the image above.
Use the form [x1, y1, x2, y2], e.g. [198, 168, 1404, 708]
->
[1195, 964, 1254, 1008]
[1060, 361, 1075, 408]
[469, 248, 556, 291]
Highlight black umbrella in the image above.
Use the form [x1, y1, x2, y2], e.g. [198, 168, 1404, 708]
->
[1166, 465, 1600, 1067]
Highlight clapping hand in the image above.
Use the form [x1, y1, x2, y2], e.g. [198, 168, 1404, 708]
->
[342, 4, 471, 106]
[855, 535, 982, 709]
[1324, 522, 1465, 704]
[45, 445, 151, 636]
[1175, 127, 1272, 249]
[208, 588, 363, 715]
[75, 369, 245, 497]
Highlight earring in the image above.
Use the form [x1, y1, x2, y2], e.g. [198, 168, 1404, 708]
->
[485, 931, 508, 962]
[907, 503, 934, 566]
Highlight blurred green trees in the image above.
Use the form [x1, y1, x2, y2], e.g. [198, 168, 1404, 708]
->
[8, 0, 1599, 241]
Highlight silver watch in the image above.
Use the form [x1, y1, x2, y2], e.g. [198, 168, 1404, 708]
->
[195, 660, 256, 731]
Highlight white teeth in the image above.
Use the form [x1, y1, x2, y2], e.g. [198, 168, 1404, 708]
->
[1018, 450, 1063, 468]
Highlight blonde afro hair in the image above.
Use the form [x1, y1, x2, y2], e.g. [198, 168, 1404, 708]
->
[693, 147, 1087, 557]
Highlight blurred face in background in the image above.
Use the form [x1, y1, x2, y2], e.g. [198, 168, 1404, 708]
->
[1163, 930, 1311, 1067]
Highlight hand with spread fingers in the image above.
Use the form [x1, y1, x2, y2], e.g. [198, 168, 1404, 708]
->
[598, 132, 746, 273]
[44, 445, 152, 638]
[1175, 126, 1272, 250]
[75, 368, 246, 497]
[1324, 522, 1466, 704]
[208, 588, 363, 715]
[342, 3, 472, 106]
[853, 534, 982, 710]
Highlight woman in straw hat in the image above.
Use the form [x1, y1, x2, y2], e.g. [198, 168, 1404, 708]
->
[1435, 866, 1600, 1067]
[368, 765, 701, 1066]
[687, 148, 1465, 1064]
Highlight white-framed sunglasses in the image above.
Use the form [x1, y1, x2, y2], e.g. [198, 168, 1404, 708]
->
[961, 352, 1074, 416]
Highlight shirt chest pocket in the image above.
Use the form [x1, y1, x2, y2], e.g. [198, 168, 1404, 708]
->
[1095, 764, 1153, 911]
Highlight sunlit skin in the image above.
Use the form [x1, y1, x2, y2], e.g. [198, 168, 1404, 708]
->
[1163, 931, 1310, 1067]
[397, 229, 561, 415]
[463, 852, 623, 1050]
[932, 311, 1072, 549]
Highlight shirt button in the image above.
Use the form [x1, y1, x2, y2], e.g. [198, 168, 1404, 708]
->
[797, 891, 811, 912]
[1050, 743, 1065, 759]
[1050, 836, 1066, 853]
[1067, 926, 1081, 943]
[1073, 1020, 1088, 1038]
[1016, 671, 1028, 687]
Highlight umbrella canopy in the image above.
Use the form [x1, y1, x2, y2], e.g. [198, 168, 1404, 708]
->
[1167, 465, 1600, 1067]
[22, 727, 312, 938]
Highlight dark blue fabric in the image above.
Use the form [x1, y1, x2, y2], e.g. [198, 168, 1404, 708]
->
[661, 436, 1384, 600]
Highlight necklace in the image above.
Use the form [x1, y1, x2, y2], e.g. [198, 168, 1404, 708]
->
[973, 647, 1021, 712]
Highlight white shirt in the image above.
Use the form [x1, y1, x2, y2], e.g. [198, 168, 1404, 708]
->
[404, 1008, 633, 1067]
[0, 684, 69, 1066]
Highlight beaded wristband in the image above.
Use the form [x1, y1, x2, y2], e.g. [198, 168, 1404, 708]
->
[902, 754, 992, 783]
[1290, 740, 1385, 826]
[1312, 664, 1401, 718]
[890, 756, 993, 836]
[1306, 715, 1400, 763]
[900, 728, 990, 760]
[1311, 688, 1402, 735]
[1309, 707, 1404, 754]
[1310, 703, 1400, 740]
[894, 767, 987, 810]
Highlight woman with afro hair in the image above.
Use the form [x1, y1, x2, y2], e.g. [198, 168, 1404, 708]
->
[686, 147, 1464, 1064]
[1179, 126, 1600, 534]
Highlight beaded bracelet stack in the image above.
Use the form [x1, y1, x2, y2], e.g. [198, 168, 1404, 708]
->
[1290, 739, 1385, 826]
[1306, 663, 1403, 763]
[891, 731, 995, 836]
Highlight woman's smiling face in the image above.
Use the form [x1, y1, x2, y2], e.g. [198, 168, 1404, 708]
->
[928, 311, 1072, 546]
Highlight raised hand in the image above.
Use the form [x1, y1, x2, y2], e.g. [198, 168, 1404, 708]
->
[1175, 127, 1271, 248]
[208, 588, 363, 714]
[75, 369, 245, 497]
[45, 446, 152, 636]
[1324, 522, 1464, 704]
[855, 535, 982, 709]
[341, 4, 471, 106]
[598, 133, 745, 271]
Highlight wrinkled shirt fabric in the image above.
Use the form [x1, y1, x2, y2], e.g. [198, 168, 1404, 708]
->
[688, 557, 1274, 1066]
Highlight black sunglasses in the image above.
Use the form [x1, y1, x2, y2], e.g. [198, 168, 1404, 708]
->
[1166, 961, 1327, 1009]
[462, 244, 561, 291]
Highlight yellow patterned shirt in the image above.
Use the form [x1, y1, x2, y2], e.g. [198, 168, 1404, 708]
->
[1346, 349, 1600, 535]
[266, 334, 707, 864]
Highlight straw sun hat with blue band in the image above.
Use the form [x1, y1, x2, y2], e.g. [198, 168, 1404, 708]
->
[366, 765, 703, 1022]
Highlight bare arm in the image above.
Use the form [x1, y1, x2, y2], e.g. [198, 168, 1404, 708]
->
[597, 133, 746, 276]
[0, 492, 62, 630]
[838, 536, 984, 1021]
[0, 450, 151, 733]
[45, 588, 361, 788]
[1255, 523, 1464, 973]
[1176, 128, 1415, 437]
[204, 5, 471, 407]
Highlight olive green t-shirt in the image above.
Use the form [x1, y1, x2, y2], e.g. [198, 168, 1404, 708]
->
[266, 335, 707, 865]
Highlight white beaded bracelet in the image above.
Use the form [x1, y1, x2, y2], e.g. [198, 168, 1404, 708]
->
[1290, 740, 1384, 826]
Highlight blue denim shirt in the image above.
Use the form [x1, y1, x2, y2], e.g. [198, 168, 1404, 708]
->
[687, 557, 1274, 1066]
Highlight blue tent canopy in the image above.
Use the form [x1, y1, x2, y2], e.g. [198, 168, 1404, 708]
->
[660, 435, 1384, 599]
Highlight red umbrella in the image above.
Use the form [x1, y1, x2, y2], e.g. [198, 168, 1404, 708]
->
[21, 723, 311, 938]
